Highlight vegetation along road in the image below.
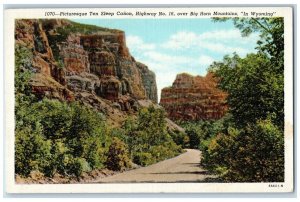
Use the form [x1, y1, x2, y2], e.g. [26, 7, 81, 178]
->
[92, 149, 214, 183]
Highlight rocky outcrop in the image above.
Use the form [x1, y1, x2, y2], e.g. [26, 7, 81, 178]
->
[15, 19, 69, 101]
[15, 19, 160, 126]
[160, 72, 228, 121]
[59, 34, 90, 74]
[136, 62, 158, 103]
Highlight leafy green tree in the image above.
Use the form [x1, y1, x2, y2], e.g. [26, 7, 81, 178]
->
[137, 106, 169, 147]
[15, 99, 108, 177]
[212, 17, 284, 130]
[209, 53, 283, 129]
[15, 45, 37, 130]
[105, 137, 132, 171]
[15, 45, 33, 98]
[199, 18, 285, 182]
[115, 106, 183, 167]
[203, 119, 284, 182]
[213, 17, 284, 73]
[15, 124, 52, 176]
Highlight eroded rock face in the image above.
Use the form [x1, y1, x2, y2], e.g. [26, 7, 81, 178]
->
[160, 72, 228, 121]
[60, 34, 90, 74]
[136, 62, 158, 103]
[15, 19, 68, 100]
[15, 19, 159, 126]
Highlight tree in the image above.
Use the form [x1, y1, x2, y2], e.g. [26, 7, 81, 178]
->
[200, 18, 285, 182]
[137, 106, 169, 147]
[209, 53, 284, 129]
[210, 17, 284, 130]
[213, 17, 284, 73]
[105, 137, 132, 171]
[204, 119, 284, 182]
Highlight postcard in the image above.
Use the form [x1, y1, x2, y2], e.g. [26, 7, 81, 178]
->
[4, 7, 294, 193]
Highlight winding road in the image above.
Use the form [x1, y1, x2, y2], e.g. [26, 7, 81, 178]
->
[93, 149, 214, 183]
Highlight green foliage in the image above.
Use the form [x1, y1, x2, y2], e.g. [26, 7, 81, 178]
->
[15, 44, 33, 96]
[15, 99, 108, 177]
[136, 106, 169, 147]
[178, 114, 233, 149]
[210, 17, 284, 130]
[169, 130, 189, 148]
[111, 106, 183, 167]
[133, 152, 153, 166]
[213, 17, 284, 73]
[203, 119, 284, 182]
[149, 142, 182, 162]
[15, 44, 37, 128]
[210, 53, 283, 130]
[200, 18, 285, 182]
[105, 137, 132, 171]
[15, 124, 52, 176]
[15, 99, 182, 176]
[67, 157, 92, 177]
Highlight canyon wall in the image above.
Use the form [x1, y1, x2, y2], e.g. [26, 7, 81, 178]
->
[160, 72, 228, 121]
[15, 19, 158, 126]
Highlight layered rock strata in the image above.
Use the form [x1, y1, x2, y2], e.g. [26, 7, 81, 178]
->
[15, 19, 160, 127]
[160, 72, 228, 121]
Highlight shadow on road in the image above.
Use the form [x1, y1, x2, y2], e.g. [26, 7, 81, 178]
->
[181, 163, 201, 167]
[147, 171, 210, 175]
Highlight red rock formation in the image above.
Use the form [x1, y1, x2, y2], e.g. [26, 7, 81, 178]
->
[15, 19, 67, 100]
[160, 72, 228, 121]
[15, 19, 159, 119]
[88, 51, 116, 76]
[60, 34, 90, 74]
[15, 19, 184, 130]
[78, 33, 148, 101]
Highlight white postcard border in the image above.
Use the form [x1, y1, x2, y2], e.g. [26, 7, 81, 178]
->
[4, 7, 294, 193]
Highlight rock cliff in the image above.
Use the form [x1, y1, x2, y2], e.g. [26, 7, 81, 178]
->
[15, 19, 159, 126]
[160, 72, 228, 121]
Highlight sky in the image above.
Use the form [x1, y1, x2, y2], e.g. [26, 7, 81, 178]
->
[72, 19, 259, 100]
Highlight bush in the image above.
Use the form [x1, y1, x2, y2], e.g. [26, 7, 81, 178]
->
[116, 107, 183, 167]
[169, 130, 189, 148]
[15, 124, 52, 176]
[105, 137, 132, 171]
[202, 119, 284, 182]
[15, 98, 108, 177]
[201, 127, 240, 173]
[67, 157, 91, 177]
[133, 152, 153, 166]
[150, 142, 182, 162]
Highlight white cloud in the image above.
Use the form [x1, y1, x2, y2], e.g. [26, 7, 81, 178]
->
[200, 29, 241, 41]
[126, 30, 258, 101]
[126, 35, 156, 51]
[144, 51, 194, 66]
[161, 29, 258, 56]
[198, 55, 214, 66]
[141, 53, 208, 101]
[162, 31, 198, 49]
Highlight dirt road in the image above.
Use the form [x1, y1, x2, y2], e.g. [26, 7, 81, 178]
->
[93, 149, 214, 183]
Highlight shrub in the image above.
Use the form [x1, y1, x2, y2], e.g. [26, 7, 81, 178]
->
[67, 157, 91, 177]
[226, 119, 284, 182]
[15, 124, 52, 176]
[105, 137, 132, 171]
[118, 107, 183, 166]
[50, 140, 69, 176]
[202, 119, 284, 182]
[169, 130, 189, 148]
[201, 127, 240, 173]
[133, 152, 153, 166]
[15, 98, 108, 177]
[150, 142, 182, 162]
